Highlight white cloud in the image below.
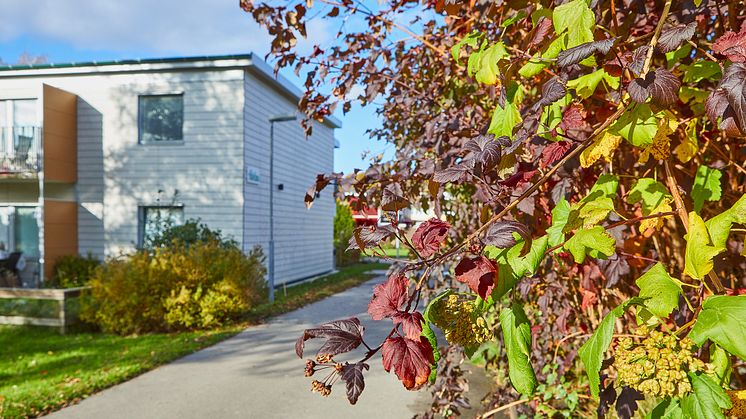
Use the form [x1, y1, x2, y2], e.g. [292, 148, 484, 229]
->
[0, 0, 332, 57]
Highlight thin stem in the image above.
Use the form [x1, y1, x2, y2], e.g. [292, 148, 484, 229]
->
[642, 0, 673, 76]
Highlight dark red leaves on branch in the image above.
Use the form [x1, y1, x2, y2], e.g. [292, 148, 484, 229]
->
[463, 134, 503, 174]
[367, 274, 408, 320]
[411, 218, 451, 258]
[657, 22, 697, 53]
[433, 165, 469, 183]
[541, 141, 573, 168]
[347, 224, 397, 251]
[381, 336, 435, 390]
[627, 68, 680, 106]
[295, 318, 364, 358]
[340, 362, 369, 405]
[305, 173, 339, 208]
[712, 22, 746, 62]
[556, 37, 618, 67]
[455, 256, 498, 299]
[392, 311, 425, 341]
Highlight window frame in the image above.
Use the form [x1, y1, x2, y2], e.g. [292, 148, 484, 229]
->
[137, 93, 184, 145]
[137, 205, 185, 248]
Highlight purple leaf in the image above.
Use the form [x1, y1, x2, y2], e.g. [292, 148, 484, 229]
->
[347, 224, 397, 251]
[627, 68, 680, 106]
[433, 165, 469, 183]
[483, 220, 532, 255]
[382, 336, 435, 390]
[615, 387, 644, 419]
[557, 37, 618, 68]
[295, 318, 364, 358]
[381, 183, 410, 211]
[720, 62, 746, 132]
[657, 22, 697, 53]
[392, 311, 425, 341]
[455, 256, 498, 299]
[597, 378, 617, 418]
[628, 46, 649, 76]
[367, 274, 408, 320]
[597, 253, 630, 288]
[712, 22, 746, 63]
[463, 134, 503, 173]
[411, 218, 451, 258]
[539, 76, 567, 105]
[340, 362, 369, 405]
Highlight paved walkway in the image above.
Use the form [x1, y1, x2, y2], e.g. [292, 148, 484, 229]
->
[49, 271, 430, 419]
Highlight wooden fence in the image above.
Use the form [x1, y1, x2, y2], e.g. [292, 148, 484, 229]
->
[0, 287, 87, 334]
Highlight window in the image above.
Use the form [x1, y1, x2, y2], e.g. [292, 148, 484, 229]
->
[139, 206, 184, 247]
[138, 94, 183, 143]
[0, 206, 40, 258]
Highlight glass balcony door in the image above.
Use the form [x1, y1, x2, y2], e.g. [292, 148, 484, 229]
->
[0, 99, 37, 159]
[0, 206, 40, 258]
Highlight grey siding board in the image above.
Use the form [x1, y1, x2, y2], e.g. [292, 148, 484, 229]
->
[243, 71, 334, 284]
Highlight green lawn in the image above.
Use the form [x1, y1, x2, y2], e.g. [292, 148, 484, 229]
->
[0, 262, 387, 418]
[363, 244, 410, 259]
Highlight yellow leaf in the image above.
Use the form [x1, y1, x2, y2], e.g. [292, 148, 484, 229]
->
[674, 119, 699, 163]
[639, 199, 673, 232]
[580, 131, 622, 168]
[639, 114, 678, 162]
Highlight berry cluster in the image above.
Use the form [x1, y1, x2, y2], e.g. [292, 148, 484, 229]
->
[305, 354, 344, 397]
[614, 327, 708, 398]
[430, 294, 493, 347]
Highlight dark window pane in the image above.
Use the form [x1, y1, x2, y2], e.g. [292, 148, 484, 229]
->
[139, 95, 183, 142]
[141, 206, 184, 246]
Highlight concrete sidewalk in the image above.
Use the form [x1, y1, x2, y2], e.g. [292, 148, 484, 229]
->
[49, 271, 430, 419]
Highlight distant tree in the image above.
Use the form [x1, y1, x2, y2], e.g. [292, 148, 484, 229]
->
[16, 52, 47, 65]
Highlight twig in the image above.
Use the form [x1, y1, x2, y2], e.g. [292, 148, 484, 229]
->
[642, 0, 673, 76]
[478, 398, 533, 419]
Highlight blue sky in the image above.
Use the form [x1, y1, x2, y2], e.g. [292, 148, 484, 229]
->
[0, 0, 393, 173]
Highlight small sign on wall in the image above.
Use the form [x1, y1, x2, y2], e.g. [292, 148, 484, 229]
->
[246, 166, 261, 185]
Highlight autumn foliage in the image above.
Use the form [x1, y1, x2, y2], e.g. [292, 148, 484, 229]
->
[244, 0, 746, 417]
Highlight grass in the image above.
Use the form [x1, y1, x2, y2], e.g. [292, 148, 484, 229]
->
[363, 244, 411, 259]
[0, 262, 387, 418]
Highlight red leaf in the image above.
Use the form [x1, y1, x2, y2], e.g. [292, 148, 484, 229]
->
[541, 141, 573, 168]
[712, 22, 746, 63]
[411, 218, 451, 258]
[368, 274, 408, 320]
[392, 311, 424, 341]
[558, 104, 588, 133]
[455, 256, 498, 299]
[381, 336, 435, 390]
[581, 289, 598, 311]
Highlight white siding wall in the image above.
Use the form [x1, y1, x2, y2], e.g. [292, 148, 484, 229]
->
[243, 71, 335, 284]
[0, 70, 246, 257]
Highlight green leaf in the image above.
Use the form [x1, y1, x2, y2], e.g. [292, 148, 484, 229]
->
[579, 298, 646, 398]
[705, 194, 746, 248]
[575, 197, 615, 229]
[692, 166, 723, 213]
[563, 226, 616, 264]
[581, 173, 620, 204]
[471, 42, 509, 85]
[683, 60, 722, 83]
[486, 236, 549, 300]
[689, 295, 746, 360]
[487, 83, 522, 138]
[501, 10, 527, 28]
[500, 303, 537, 396]
[422, 290, 451, 382]
[627, 178, 672, 215]
[681, 372, 731, 419]
[547, 198, 572, 247]
[684, 212, 724, 280]
[552, 0, 595, 49]
[666, 43, 692, 68]
[635, 263, 683, 318]
[519, 36, 565, 78]
[709, 344, 732, 387]
[452, 31, 481, 61]
[566, 69, 620, 99]
[610, 104, 661, 147]
[647, 399, 684, 419]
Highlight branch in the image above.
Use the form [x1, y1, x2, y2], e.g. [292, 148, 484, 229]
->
[641, 0, 673, 76]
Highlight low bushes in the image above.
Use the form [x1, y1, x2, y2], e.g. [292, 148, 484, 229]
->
[81, 240, 267, 335]
[49, 253, 101, 288]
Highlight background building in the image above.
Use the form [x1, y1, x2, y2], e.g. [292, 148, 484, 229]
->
[0, 54, 338, 287]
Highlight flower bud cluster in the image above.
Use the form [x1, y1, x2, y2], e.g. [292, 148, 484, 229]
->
[614, 327, 708, 398]
[311, 379, 332, 396]
[430, 294, 493, 347]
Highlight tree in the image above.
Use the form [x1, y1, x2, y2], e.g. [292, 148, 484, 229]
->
[244, 1, 746, 417]
[334, 199, 359, 266]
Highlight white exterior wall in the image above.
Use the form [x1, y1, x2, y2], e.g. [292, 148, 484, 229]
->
[243, 71, 335, 284]
[0, 69, 246, 258]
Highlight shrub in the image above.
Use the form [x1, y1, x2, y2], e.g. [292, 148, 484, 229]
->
[146, 218, 238, 250]
[49, 253, 101, 288]
[81, 241, 267, 334]
[334, 200, 359, 266]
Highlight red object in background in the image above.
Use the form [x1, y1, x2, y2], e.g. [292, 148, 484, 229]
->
[348, 197, 379, 226]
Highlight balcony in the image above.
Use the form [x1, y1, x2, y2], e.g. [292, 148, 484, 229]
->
[0, 126, 41, 175]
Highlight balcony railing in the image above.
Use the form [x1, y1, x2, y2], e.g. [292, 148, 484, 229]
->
[0, 127, 41, 174]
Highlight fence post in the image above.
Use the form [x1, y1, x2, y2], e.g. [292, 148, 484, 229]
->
[59, 293, 66, 335]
